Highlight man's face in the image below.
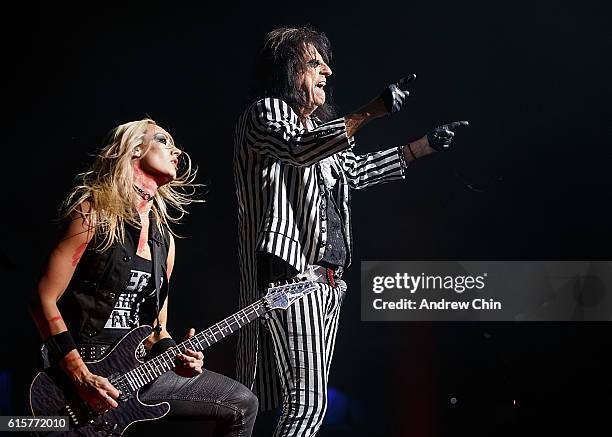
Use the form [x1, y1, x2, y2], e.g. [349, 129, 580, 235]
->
[298, 44, 332, 116]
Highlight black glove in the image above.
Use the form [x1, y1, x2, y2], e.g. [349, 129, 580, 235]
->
[427, 121, 469, 151]
[380, 74, 416, 114]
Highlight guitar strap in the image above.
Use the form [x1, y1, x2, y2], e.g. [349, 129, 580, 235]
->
[149, 223, 165, 335]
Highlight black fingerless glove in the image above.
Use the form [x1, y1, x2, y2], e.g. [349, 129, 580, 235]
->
[427, 121, 469, 151]
[380, 74, 416, 114]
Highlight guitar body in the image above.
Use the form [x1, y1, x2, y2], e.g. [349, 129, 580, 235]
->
[29, 326, 169, 436]
[29, 275, 321, 435]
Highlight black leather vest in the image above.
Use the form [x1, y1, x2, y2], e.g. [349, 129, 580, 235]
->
[57, 217, 170, 344]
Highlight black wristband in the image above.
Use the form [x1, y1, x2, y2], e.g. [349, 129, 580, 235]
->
[44, 331, 77, 363]
[150, 337, 177, 358]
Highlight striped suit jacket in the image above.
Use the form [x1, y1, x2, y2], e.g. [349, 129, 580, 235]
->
[233, 97, 407, 407]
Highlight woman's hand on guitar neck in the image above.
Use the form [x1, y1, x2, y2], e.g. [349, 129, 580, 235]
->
[174, 328, 204, 378]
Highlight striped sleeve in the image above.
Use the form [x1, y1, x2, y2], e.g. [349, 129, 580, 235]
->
[245, 97, 355, 166]
[339, 145, 407, 189]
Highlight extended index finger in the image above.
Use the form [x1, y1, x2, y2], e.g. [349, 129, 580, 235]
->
[445, 121, 469, 130]
[397, 73, 417, 88]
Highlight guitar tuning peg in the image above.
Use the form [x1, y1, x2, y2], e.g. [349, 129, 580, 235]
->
[268, 282, 275, 288]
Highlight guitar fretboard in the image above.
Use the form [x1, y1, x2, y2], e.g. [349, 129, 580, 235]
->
[120, 299, 267, 392]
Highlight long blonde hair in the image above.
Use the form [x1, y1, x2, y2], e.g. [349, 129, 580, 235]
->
[62, 118, 200, 252]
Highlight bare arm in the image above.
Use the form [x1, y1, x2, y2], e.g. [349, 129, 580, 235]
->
[402, 136, 434, 163]
[344, 98, 387, 138]
[402, 121, 470, 163]
[144, 234, 204, 376]
[144, 234, 175, 349]
[29, 204, 119, 412]
[30, 209, 93, 364]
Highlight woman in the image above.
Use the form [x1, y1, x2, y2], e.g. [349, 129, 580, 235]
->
[30, 118, 257, 436]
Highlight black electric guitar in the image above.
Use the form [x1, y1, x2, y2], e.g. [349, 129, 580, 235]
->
[29, 270, 321, 436]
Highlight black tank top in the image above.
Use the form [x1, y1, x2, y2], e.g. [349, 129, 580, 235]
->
[89, 255, 160, 346]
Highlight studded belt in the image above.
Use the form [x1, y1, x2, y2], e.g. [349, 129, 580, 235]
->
[77, 344, 109, 361]
[266, 264, 344, 289]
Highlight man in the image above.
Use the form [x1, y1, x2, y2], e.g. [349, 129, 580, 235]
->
[233, 26, 468, 436]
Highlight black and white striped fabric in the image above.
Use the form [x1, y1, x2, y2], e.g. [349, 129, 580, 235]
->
[233, 97, 407, 414]
[267, 280, 346, 436]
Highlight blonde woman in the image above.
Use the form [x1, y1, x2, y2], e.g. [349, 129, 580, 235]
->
[30, 119, 257, 436]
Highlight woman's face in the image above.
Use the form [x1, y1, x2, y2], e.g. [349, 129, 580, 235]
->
[134, 124, 181, 186]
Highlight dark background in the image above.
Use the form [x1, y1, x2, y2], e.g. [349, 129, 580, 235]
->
[3, 1, 610, 435]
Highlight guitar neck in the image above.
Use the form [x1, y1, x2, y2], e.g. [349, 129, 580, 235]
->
[176, 298, 268, 353]
[122, 298, 268, 391]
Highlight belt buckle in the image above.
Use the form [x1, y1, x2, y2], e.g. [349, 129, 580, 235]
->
[325, 267, 343, 287]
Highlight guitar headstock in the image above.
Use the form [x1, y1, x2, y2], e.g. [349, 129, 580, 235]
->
[263, 267, 323, 310]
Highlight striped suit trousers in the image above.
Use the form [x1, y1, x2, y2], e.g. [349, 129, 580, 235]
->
[264, 279, 346, 437]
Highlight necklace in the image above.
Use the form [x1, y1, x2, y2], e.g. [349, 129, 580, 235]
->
[133, 184, 154, 202]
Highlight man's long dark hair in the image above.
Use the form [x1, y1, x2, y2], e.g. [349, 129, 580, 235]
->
[255, 26, 336, 122]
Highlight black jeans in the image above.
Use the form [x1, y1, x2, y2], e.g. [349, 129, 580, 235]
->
[138, 368, 258, 437]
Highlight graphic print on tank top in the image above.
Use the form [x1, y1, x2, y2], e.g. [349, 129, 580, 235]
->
[103, 255, 161, 331]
